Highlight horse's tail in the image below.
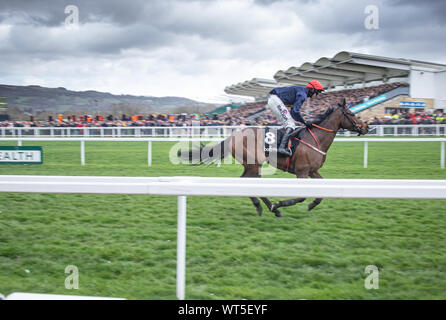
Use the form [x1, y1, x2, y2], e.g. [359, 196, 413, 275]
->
[177, 137, 231, 165]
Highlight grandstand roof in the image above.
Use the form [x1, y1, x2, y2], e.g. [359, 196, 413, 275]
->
[224, 78, 293, 98]
[225, 51, 446, 98]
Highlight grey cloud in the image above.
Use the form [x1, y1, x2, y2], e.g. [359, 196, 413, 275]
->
[282, 0, 446, 61]
[0, 0, 444, 100]
[254, 0, 318, 5]
[391, 0, 446, 22]
[0, 0, 269, 58]
[0, 0, 149, 26]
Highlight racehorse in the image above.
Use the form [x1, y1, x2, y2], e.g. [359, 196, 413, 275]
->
[179, 99, 368, 217]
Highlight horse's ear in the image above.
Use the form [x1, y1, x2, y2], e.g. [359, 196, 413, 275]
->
[342, 98, 346, 108]
[337, 98, 346, 108]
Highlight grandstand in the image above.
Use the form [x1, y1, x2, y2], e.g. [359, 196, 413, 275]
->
[224, 51, 446, 122]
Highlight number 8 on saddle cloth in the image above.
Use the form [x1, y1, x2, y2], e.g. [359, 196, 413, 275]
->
[263, 127, 301, 157]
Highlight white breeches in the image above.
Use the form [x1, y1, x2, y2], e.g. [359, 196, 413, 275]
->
[266, 94, 296, 129]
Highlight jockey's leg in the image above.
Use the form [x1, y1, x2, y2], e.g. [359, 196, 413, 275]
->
[267, 95, 296, 156]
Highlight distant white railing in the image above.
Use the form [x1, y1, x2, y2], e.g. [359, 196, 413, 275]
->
[1, 175, 446, 300]
[0, 126, 238, 138]
[1, 137, 444, 169]
[1, 124, 446, 137]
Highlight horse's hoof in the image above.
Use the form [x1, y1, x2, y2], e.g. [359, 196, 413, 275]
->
[271, 203, 278, 211]
[307, 203, 316, 211]
[274, 211, 283, 218]
[256, 206, 263, 216]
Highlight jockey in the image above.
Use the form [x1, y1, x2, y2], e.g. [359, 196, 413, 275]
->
[267, 80, 324, 156]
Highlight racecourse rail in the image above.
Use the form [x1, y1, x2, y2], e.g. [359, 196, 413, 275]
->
[0, 137, 445, 169]
[2, 124, 446, 138]
[1, 175, 446, 300]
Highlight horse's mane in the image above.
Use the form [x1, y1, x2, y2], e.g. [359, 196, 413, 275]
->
[314, 106, 336, 124]
[320, 106, 335, 119]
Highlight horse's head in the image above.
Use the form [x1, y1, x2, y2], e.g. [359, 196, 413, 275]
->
[338, 98, 369, 136]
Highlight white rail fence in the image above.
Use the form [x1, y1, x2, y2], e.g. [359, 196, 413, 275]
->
[0, 126, 235, 138]
[2, 124, 446, 138]
[1, 137, 445, 169]
[0, 292, 125, 300]
[1, 175, 446, 300]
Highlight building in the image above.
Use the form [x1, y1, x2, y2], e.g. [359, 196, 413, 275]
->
[224, 51, 446, 119]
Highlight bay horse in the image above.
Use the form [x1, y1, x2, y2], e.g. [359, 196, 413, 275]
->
[179, 99, 368, 217]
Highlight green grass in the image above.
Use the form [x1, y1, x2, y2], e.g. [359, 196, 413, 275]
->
[0, 139, 445, 299]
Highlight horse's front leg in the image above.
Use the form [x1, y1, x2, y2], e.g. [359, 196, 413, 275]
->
[308, 171, 323, 211]
[271, 197, 306, 211]
[270, 171, 309, 212]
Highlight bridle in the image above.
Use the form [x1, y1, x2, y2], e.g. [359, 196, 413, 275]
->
[341, 107, 365, 135]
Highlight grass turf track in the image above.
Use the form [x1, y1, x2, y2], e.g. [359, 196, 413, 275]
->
[0, 138, 445, 299]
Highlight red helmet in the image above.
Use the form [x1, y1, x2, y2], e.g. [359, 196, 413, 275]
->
[306, 80, 324, 91]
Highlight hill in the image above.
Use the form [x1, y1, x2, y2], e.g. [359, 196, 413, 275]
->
[0, 84, 214, 115]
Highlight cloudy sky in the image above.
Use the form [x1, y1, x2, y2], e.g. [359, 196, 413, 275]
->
[0, 0, 445, 103]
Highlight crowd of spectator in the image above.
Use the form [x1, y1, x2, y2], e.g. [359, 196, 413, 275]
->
[2, 82, 445, 127]
[0, 113, 231, 128]
[368, 112, 446, 125]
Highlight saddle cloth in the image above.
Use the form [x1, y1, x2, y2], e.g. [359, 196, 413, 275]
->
[263, 127, 304, 157]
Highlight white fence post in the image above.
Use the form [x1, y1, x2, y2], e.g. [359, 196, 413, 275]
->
[177, 195, 187, 300]
[18, 139, 22, 146]
[364, 141, 368, 168]
[148, 141, 152, 167]
[81, 140, 85, 165]
[441, 141, 445, 169]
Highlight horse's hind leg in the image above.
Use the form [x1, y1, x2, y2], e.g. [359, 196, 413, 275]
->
[308, 171, 323, 211]
[241, 165, 263, 216]
[241, 164, 282, 217]
[250, 197, 263, 216]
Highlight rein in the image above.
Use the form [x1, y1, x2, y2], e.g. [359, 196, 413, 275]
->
[294, 128, 327, 156]
[285, 125, 330, 172]
[311, 123, 334, 133]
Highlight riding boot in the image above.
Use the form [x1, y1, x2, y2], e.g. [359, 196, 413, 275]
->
[278, 127, 293, 157]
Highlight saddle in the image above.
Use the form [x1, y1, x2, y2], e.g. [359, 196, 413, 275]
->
[263, 126, 306, 157]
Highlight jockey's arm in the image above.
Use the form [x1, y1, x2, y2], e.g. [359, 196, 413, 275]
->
[290, 92, 307, 123]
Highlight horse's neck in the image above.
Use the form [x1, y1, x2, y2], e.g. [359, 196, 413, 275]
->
[311, 109, 343, 152]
